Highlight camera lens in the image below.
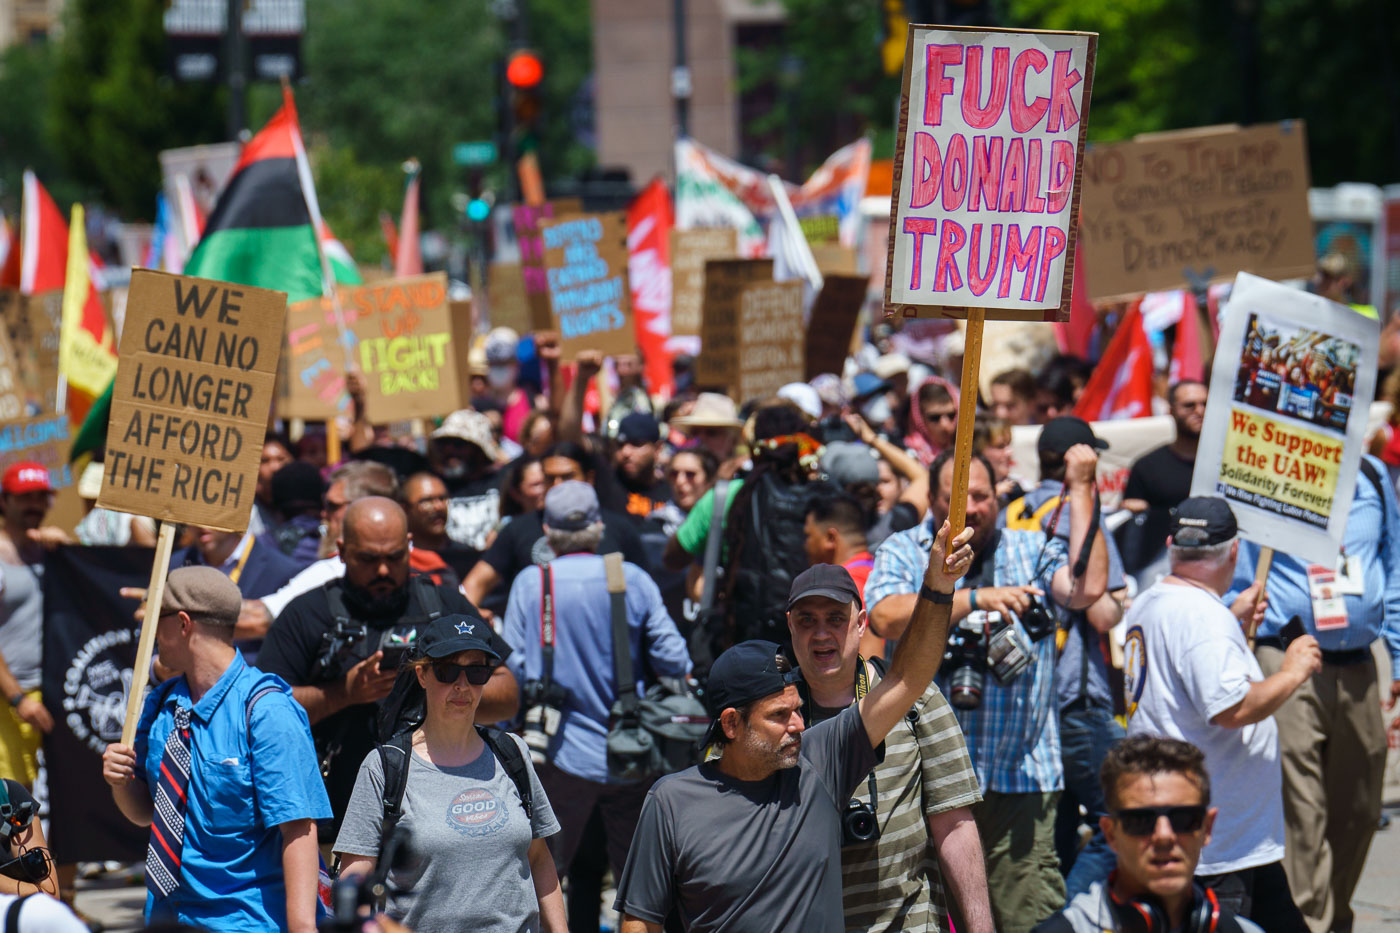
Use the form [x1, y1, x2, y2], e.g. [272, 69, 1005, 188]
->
[949, 665, 983, 710]
[843, 801, 880, 845]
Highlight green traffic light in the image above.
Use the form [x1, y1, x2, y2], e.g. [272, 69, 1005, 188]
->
[466, 198, 491, 222]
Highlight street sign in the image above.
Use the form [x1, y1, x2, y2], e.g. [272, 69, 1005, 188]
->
[453, 141, 499, 166]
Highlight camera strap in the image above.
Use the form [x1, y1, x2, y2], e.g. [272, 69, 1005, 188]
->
[853, 661, 878, 813]
[605, 553, 639, 719]
[539, 563, 556, 686]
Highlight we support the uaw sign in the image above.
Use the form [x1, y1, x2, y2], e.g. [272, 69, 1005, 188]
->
[886, 25, 1097, 321]
[99, 269, 286, 533]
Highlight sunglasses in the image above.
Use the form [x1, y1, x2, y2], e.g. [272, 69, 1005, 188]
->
[431, 662, 493, 686]
[0, 846, 51, 884]
[1114, 805, 1208, 836]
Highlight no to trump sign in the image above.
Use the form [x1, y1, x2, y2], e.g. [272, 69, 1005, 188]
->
[885, 25, 1097, 321]
[100, 269, 286, 533]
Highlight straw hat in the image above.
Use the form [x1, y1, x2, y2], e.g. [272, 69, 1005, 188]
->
[671, 392, 744, 429]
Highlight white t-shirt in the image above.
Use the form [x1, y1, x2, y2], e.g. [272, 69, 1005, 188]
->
[1122, 581, 1285, 875]
[261, 556, 343, 618]
[0, 893, 89, 932]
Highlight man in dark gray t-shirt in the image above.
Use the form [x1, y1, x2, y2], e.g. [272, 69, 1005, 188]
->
[615, 521, 975, 933]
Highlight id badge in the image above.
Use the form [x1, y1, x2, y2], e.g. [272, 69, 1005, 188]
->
[1335, 553, 1365, 596]
[1307, 564, 1349, 631]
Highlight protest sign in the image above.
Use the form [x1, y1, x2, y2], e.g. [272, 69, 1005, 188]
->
[1191, 272, 1378, 566]
[885, 25, 1096, 322]
[279, 273, 459, 422]
[0, 414, 84, 532]
[805, 274, 869, 379]
[696, 259, 774, 391]
[1011, 414, 1175, 514]
[99, 269, 286, 533]
[0, 327, 27, 422]
[1079, 122, 1314, 300]
[515, 198, 582, 332]
[3, 291, 63, 413]
[488, 262, 532, 334]
[670, 228, 738, 338]
[450, 299, 478, 408]
[737, 281, 805, 400]
[539, 212, 635, 359]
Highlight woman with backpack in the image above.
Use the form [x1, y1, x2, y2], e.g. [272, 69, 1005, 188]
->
[334, 614, 565, 932]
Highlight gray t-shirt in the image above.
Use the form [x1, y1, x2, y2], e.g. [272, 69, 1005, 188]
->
[614, 704, 877, 932]
[334, 732, 560, 933]
[0, 561, 42, 689]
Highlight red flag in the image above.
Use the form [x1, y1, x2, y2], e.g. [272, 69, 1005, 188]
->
[1056, 225, 1096, 358]
[20, 170, 71, 295]
[1073, 300, 1155, 421]
[394, 167, 422, 277]
[0, 214, 16, 289]
[1169, 291, 1204, 384]
[626, 177, 675, 397]
[379, 211, 399, 260]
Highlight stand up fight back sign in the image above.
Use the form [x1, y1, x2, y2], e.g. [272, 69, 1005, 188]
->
[99, 269, 286, 533]
[885, 25, 1096, 321]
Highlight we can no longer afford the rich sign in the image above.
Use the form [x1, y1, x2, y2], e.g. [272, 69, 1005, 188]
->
[99, 269, 285, 533]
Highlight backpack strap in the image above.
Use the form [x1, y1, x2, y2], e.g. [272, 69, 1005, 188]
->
[699, 480, 729, 614]
[376, 731, 414, 843]
[412, 575, 445, 621]
[604, 553, 637, 717]
[539, 563, 556, 686]
[325, 579, 353, 627]
[477, 726, 534, 820]
[244, 682, 285, 829]
[4, 895, 28, 933]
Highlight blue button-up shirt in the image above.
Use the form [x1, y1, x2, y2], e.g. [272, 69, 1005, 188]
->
[502, 554, 692, 783]
[1227, 455, 1400, 668]
[135, 651, 332, 931]
[866, 516, 1066, 793]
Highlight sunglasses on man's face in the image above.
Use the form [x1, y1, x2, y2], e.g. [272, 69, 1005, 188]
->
[1114, 805, 1207, 836]
[431, 662, 493, 686]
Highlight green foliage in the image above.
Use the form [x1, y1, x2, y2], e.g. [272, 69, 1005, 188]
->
[305, 140, 401, 267]
[0, 40, 77, 213]
[48, 0, 224, 218]
[528, 0, 596, 182]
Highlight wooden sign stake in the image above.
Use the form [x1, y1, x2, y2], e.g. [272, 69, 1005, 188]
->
[326, 417, 342, 466]
[121, 521, 177, 747]
[947, 308, 986, 541]
[1246, 545, 1274, 647]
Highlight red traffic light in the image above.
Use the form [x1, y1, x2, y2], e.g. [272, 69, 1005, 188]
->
[507, 50, 544, 89]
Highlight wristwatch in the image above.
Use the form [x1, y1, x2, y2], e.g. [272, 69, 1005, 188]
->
[8, 693, 24, 708]
[920, 584, 955, 605]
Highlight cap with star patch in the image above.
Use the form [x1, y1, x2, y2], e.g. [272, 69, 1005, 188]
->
[416, 612, 500, 661]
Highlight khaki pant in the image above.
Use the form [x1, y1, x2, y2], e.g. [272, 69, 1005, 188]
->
[971, 790, 1064, 933]
[1257, 645, 1386, 933]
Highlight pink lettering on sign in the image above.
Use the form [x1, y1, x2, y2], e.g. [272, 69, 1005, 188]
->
[968, 224, 1003, 296]
[961, 47, 1010, 128]
[922, 44, 965, 127]
[1008, 49, 1049, 133]
[903, 218, 940, 290]
[935, 222, 968, 292]
[910, 132, 942, 209]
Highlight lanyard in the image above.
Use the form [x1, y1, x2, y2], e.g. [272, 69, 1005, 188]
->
[228, 536, 254, 585]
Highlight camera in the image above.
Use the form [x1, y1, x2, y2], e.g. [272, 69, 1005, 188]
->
[1017, 596, 1058, 643]
[842, 799, 880, 847]
[320, 824, 416, 931]
[521, 679, 571, 766]
[940, 611, 1035, 711]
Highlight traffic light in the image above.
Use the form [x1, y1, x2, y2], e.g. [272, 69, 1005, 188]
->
[507, 49, 545, 153]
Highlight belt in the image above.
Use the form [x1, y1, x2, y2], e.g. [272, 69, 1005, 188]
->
[1255, 636, 1371, 666]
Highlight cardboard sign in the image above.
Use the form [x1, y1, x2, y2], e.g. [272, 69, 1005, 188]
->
[696, 259, 774, 391]
[1079, 122, 1314, 300]
[805, 274, 869, 379]
[539, 212, 635, 359]
[0, 290, 63, 414]
[0, 326, 27, 422]
[514, 198, 583, 332]
[1190, 272, 1379, 565]
[99, 269, 286, 532]
[886, 25, 1097, 322]
[0, 414, 84, 533]
[449, 299, 478, 408]
[280, 273, 459, 422]
[670, 228, 739, 337]
[487, 262, 532, 335]
[737, 281, 805, 401]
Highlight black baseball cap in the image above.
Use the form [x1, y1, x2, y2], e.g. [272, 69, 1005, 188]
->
[1169, 497, 1238, 547]
[616, 412, 663, 445]
[1037, 416, 1109, 455]
[787, 564, 863, 610]
[416, 613, 501, 661]
[701, 640, 804, 745]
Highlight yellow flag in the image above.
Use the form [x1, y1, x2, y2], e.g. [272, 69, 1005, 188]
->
[59, 204, 117, 402]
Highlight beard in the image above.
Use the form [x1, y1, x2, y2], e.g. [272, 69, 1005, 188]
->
[740, 728, 802, 771]
[342, 578, 411, 620]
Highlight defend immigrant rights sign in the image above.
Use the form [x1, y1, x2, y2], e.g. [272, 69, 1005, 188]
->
[885, 25, 1097, 321]
[515, 198, 583, 332]
[1190, 272, 1379, 565]
[670, 228, 739, 338]
[539, 211, 635, 360]
[1078, 122, 1314, 301]
[99, 269, 286, 533]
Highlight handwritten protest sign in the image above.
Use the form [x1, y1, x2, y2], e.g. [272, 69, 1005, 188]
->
[0, 414, 84, 532]
[99, 269, 285, 532]
[737, 281, 805, 400]
[1079, 122, 1314, 300]
[805, 274, 869, 379]
[279, 273, 459, 422]
[670, 228, 738, 338]
[0, 326, 27, 422]
[885, 25, 1097, 321]
[1191, 272, 1378, 565]
[696, 259, 774, 391]
[539, 212, 634, 359]
[515, 198, 583, 332]
[487, 262, 532, 334]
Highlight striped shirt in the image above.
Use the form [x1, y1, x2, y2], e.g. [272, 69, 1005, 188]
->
[813, 664, 982, 933]
[866, 518, 1066, 793]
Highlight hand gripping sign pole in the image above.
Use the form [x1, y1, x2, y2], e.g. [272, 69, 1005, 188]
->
[1245, 546, 1275, 648]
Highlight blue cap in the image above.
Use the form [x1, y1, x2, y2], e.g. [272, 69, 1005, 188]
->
[851, 372, 891, 400]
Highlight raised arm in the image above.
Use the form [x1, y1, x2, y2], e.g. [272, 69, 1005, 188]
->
[1049, 445, 1108, 610]
[858, 521, 973, 746]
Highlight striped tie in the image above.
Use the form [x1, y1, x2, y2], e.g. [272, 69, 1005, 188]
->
[146, 704, 192, 900]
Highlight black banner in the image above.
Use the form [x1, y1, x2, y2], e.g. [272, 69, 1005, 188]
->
[41, 546, 153, 864]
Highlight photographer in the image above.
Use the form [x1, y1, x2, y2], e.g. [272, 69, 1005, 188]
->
[335, 614, 565, 933]
[500, 482, 691, 919]
[258, 498, 518, 835]
[865, 448, 1107, 933]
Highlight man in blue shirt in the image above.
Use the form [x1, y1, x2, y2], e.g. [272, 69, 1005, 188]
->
[102, 566, 331, 932]
[1227, 454, 1400, 933]
[502, 481, 691, 895]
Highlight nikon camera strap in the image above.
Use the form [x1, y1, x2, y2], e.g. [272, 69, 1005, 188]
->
[539, 563, 556, 687]
[605, 553, 638, 720]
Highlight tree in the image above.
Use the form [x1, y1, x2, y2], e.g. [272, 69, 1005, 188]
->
[0, 40, 83, 214]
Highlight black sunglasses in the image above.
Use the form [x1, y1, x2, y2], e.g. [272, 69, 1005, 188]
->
[1114, 805, 1207, 836]
[431, 662, 493, 686]
[0, 846, 51, 884]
